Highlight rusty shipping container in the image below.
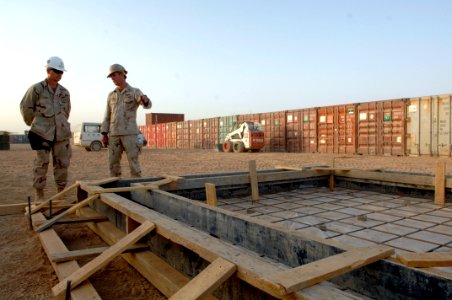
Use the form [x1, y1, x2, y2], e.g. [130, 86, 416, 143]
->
[237, 113, 261, 124]
[166, 122, 177, 149]
[202, 117, 219, 149]
[318, 104, 357, 154]
[286, 109, 318, 153]
[357, 99, 406, 156]
[260, 111, 286, 152]
[189, 120, 203, 149]
[176, 121, 190, 149]
[406, 94, 452, 156]
[155, 123, 166, 149]
[146, 113, 184, 126]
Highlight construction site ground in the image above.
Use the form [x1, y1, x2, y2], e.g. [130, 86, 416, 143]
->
[1, 144, 451, 299]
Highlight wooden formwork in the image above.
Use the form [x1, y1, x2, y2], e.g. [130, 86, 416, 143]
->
[26, 163, 452, 299]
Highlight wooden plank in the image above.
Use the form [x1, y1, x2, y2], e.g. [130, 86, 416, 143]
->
[249, 160, 259, 201]
[434, 159, 446, 207]
[169, 257, 237, 300]
[33, 215, 108, 226]
[35, 194, 99, 233]
[268, 245, 394, 293]
[274, 165, 305, 171]
[397, 251, 452, 268]
[0, 203, 27, 215]
[30, 182, 79, 215]
[80, 207, 218, 299]
[83, 177, 120, 186]
[49, 243, 149, 263]
[205, 183, 218, 206]
[92, 185, 160, 194]
[32, 212, 101, 300]
[52, 220, 156, 299]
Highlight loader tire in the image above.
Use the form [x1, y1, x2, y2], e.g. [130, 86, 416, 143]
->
[223, 141, 233, 152]
[233, 141, 245, 153]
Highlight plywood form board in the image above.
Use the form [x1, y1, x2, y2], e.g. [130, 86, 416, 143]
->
[397, 251, 452, 268]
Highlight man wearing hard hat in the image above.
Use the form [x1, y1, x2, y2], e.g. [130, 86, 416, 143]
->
[20, 56, 72, 202]
[101, 64, 152, 177]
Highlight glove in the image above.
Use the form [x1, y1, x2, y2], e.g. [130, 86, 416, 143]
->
[102, 133, 109, 147]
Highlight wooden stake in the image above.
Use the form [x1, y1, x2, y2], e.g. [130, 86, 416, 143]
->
[205, 183, 218, 207]
[249, 160, 259, 202]
[329, 171, 335, 192]
[434, 159, 446, 207]
[52, 221, 155, 299]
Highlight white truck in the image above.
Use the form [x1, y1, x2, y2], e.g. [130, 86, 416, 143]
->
[73, 122, 104, 151]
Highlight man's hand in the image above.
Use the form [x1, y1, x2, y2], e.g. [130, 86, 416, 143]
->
[140, 95, 150, 106]
[102, 133, 109, 147]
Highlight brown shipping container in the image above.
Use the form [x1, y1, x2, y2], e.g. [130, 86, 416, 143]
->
[189, 120, 203, 149]
[176, 121, 190, 149]
[146, 113, 184, 126]
[155, 124, 166, 149]
[358, 99, 406, 156]
[202, 117, 219, 149]
[166, 122, 177, 149]
[318, 104, 356, 154]
[302, 108, 318, 153]
[406, 94, 452, 156]
[260, 111, 286, 152]
[237, 113, 261, 124]
[286, 110, 302, 152]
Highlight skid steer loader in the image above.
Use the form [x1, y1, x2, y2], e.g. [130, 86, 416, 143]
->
[222, 121, 265, 152]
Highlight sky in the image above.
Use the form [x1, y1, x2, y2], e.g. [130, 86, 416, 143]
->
[1, 1, 452, 134]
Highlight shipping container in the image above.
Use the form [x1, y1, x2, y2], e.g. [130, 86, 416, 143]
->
[286, 109, 318, 153]
[218, 115, 238, 146]
[155, 123, 166, 149]
[406, 94, 452, 156]
[146, 113, 184, 126]
[286, 110, 301, 152]
[9, 134, 29, 144]
[0, 131, 10, 150]
[189, 120, 203, 149]
[318, 104, 356, 154]
[202, 117, 219, 149]
[259, 111, 286, 152]
[237, 113, 261, 124]
[301, 108, 318, 153]
[166, 122, 177, 149]
[176, 121, 190, 149]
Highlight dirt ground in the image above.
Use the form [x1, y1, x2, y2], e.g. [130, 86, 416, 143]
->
[0, 144, 450, 299]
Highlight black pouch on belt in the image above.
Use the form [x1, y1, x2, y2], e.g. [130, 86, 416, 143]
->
[28, 131, 54, 151]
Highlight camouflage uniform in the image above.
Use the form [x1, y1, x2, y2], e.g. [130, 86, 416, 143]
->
[101, 84, 151, 177]
[20, 79, 72, 191]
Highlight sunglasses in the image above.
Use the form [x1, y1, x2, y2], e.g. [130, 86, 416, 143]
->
[51, 68, 64, 75]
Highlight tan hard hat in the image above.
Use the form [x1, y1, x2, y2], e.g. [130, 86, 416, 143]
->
[107, 64, 127, 78]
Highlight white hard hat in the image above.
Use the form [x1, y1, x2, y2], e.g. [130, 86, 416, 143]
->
[45, 56, 66, 72]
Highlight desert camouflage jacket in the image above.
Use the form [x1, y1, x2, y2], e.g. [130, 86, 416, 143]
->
[101, 84, 152, 136]
[20, 79, 71, 142]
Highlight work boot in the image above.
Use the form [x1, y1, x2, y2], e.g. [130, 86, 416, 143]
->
[35, 189, 44, 204]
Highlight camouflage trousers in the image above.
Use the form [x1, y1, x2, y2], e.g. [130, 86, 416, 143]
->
[108, 135, 142, 177]
[33, 139, 72, 190]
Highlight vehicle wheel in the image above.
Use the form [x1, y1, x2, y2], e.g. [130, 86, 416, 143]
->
[223, 141, 233, 152]
[90, 141, 102, 152]
[233, 141, 245, 153]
